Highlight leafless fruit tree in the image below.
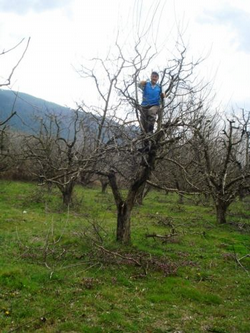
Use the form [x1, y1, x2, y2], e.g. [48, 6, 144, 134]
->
[77, 25, 206, 244]
[22, 109, 100, 205]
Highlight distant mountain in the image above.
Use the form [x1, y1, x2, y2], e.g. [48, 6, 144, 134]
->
[0, 89, 78, 133]
[0, 89, 137, 142]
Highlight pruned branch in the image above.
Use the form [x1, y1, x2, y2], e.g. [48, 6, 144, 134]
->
[0, 37, 31, 87]
[145, 232, 178, 243]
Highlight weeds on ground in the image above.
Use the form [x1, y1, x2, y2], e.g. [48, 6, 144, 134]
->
[0, 181, 249, 332]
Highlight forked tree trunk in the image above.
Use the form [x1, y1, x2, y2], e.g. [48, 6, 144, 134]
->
[108, 170, 134, 244]
[108, 143, 157, 244]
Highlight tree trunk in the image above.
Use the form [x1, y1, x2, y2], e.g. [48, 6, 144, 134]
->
[101, 180, 108, 194]
[215, 201, 228, 224]
[135, 183, 151, 205]
[116, 201, 132, 244]
[238, 187, 245, 202]
[178, 193, 184, 204]
[135, 183, 146, 205]
[62, 191, 72, 206]
[47, 181, 53, 194]
[61, 183, 74, 206]
[108, 144, 157, 244]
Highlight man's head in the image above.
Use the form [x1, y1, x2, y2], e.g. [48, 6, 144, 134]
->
[151, 71, 159, 85]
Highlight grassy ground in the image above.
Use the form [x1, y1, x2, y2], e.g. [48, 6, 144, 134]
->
[0, 181, 249, 332]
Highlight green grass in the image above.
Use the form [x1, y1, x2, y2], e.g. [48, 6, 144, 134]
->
[0, 181, 249, 332]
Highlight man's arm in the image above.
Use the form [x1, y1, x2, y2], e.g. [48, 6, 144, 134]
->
[138, 80, 147, 90]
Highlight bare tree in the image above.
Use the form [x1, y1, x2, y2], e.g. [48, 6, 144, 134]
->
[76, 25, 206, 243]
[22, 109, 99, 206]
[193, 112, 250, 223]
[0, 38, 30, 176]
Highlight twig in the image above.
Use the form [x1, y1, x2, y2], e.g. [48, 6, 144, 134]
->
[233, 247, 250, 277]
[145, 232, 178, 242]
[238, 254, 250, 261]
[95, 244, 142, 267]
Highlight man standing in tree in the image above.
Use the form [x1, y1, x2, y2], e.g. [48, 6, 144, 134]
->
[139, 71, 165, 134]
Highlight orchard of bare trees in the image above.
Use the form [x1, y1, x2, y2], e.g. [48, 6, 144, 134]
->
[1, 16, 250, 245]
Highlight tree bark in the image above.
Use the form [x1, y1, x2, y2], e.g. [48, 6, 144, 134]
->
[61, 183, 74, 206]
[101, 180, 109, 194]
[135, 183, 151, 205]
[215, 201, 228, 224]
[116, 201, 132, 244]
[178, 193, 184, 204]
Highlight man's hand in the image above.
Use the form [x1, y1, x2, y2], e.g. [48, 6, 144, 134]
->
[139, 81, 147, 87]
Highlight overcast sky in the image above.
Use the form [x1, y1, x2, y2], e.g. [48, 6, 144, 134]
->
[1, 0, 250, 112]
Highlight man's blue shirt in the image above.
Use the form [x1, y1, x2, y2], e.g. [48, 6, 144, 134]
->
[141, 81, 162, 106]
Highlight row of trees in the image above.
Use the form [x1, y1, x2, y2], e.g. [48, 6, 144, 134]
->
[152, 110, 250, 224]
[2, 97, 250, 231]
[1, 30, 250, 244]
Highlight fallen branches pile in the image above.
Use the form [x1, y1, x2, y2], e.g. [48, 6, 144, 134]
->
[93, 244, 179, 277]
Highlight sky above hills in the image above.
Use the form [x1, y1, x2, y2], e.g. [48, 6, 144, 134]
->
[0, 0, 250, 112]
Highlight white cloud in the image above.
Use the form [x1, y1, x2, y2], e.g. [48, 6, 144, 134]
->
[0, 0, 72, 14]
[199, 4, 250, 53]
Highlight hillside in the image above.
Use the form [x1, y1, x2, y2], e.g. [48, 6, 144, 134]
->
[0, 89, 80, 133]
